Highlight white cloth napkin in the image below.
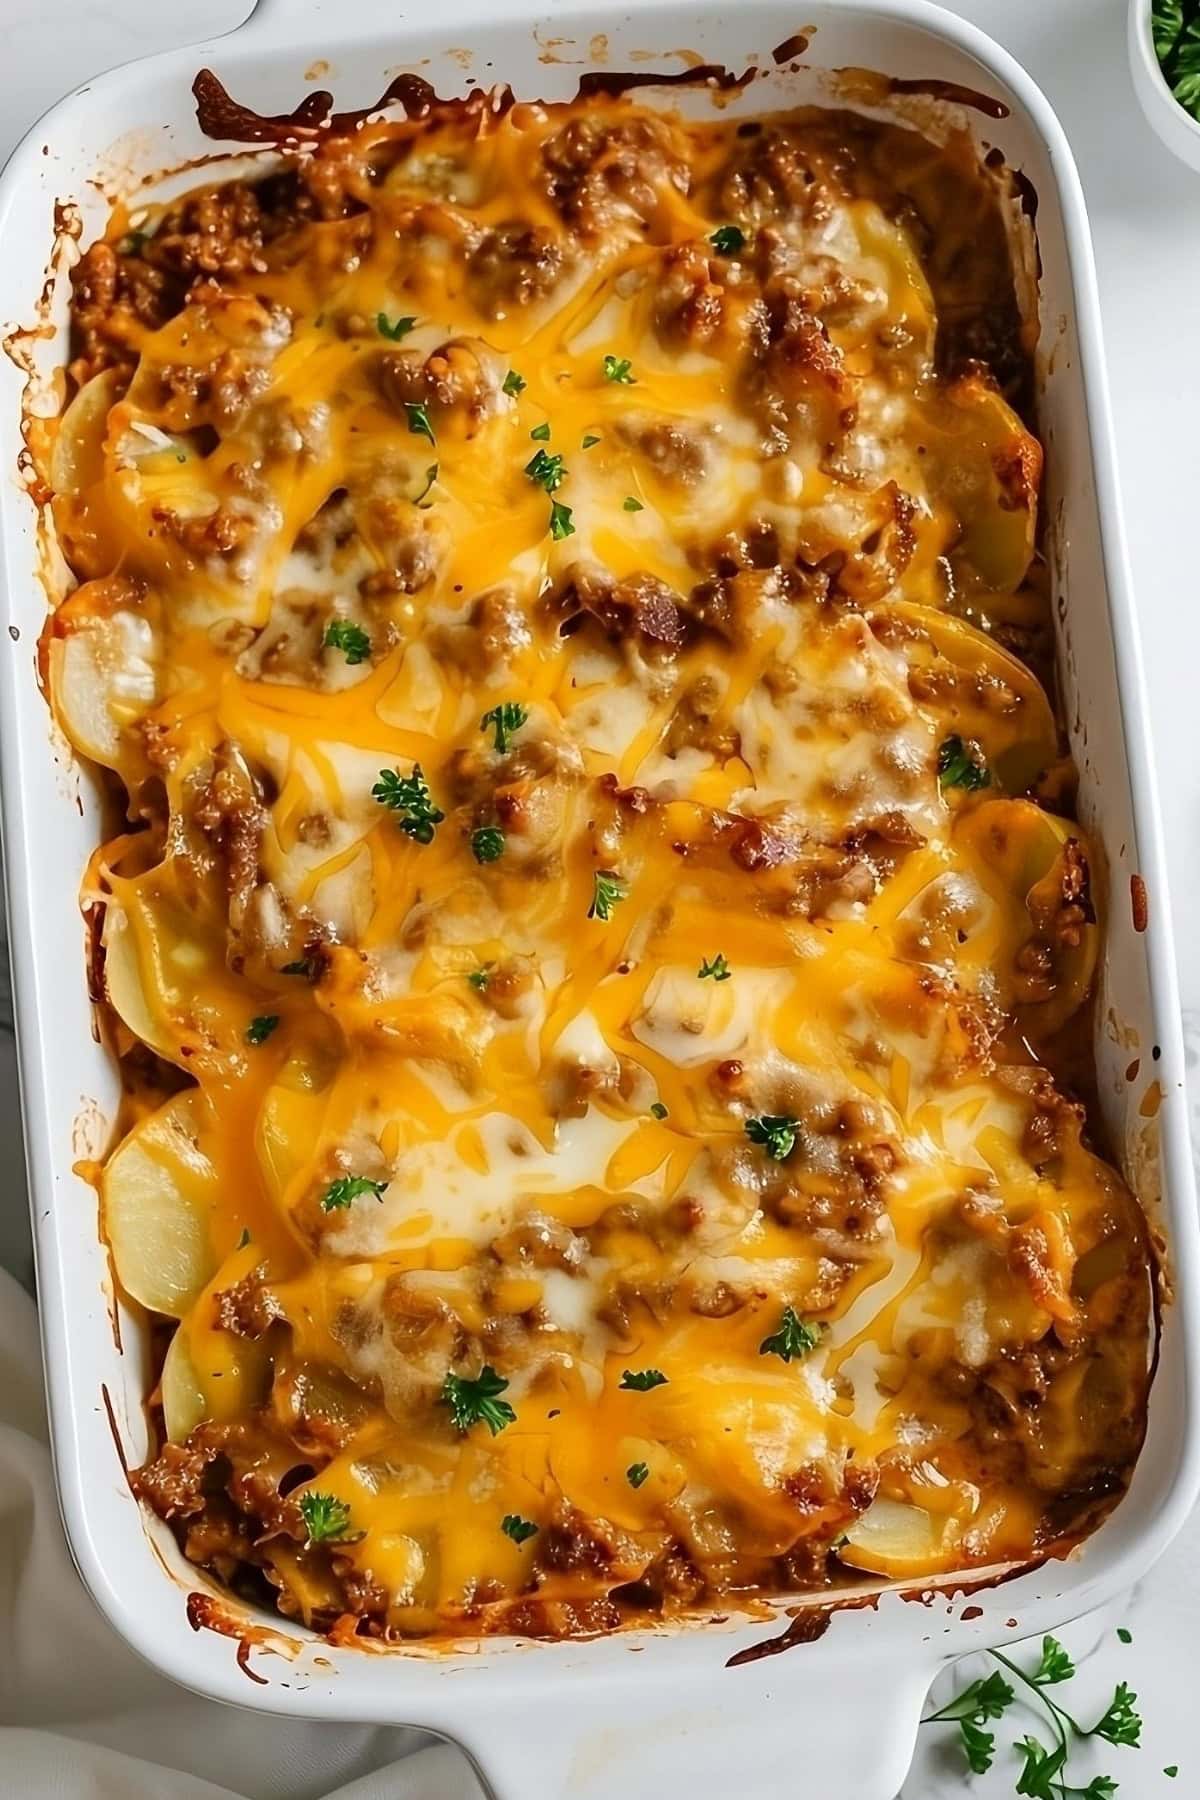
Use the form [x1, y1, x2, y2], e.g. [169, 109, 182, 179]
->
[0, 1268, 484, 1800]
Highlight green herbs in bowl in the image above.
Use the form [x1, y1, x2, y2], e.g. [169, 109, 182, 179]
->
[1153, 0, 1200, 119]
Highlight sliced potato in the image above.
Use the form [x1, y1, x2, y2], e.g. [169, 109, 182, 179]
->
[956, 798, 1099, 1037]
[102, 900, 177, 1061]
[51, 368, 123, 497]
[919, 372, 1041, 593]
[881, 601, 1057, 792]
[102, 1088, 219, 1317]
[49, 604, 159, 771]
[838, 1496, 955, 1577]
[162, 1323, 208, 1443]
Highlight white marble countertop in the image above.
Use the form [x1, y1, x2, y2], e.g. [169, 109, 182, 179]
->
[3, 0, 1198, 1794]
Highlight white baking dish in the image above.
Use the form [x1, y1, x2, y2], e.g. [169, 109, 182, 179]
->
[0, 2, 1196, 1794]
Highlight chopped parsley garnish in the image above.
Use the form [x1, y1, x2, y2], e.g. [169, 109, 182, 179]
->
[502, 368, 526, 396]
[588, 870, 627, 921]
[1116, 1628, 1132, 1645]
[709, 224, 746, 255]
[320, 1174, 388, 1211]
[245, 1014, 280, 1045]
[405, 401, 436, 446]
[372, 764, 445, 843]
[1166, 1767, 1179, 1780]
[937, 733, 990, 791]
[377, 312, 417, 341]
[603, 354, 635, 384]
[745, 1113, 799, 1161]
[480, 700, 528, 754]
[529, 421, 551, 441]
[698, 953, 731, 982]
[582, 433, 601, 448]
[441, 1365, 516, 1436]
[549, 500, 575, 540]
[414, 463, 438, 507]
[649, 1101, 669, 1120]
[297, 1490, 362, 1545]
[620, 1368, 667, 1391]
[525, 447, 567, 493]
[922, 1634, 1143, 1792]
[500, 1513, 538, 1544]
[758, 1306, 821, 1362]
[622, 495, 644, 512]
[467, 965, 492, 992]
[626, 1461, 650, 1489]
[323, 619, 371, 665]
[471, 825, 506, 863]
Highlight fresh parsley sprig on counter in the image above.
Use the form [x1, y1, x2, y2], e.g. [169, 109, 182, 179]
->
[921, 1634, 1144, 1795]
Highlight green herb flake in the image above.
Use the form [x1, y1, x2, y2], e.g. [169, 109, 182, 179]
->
[626, 1461, 650, 1489]
[549, 500, 575, 541]
[529, 421, 552, 441]
[745, 1113, 799, 1161]
[468, 965, 492, 992]
[588, 870, 627, 922]
[937, 733, 990, 791]
[377, 312, 418, 341]
[603, 354, 635, 384]
[372, 764, 445, 843]
[405, 401, 436, 446]
[709, 224, 746, 255]
[297, 1489, 362, 1545]
[1092, 1681, 1142, 1749]
[649, 1101, 668, 1120]
[500, 1513, 537, 1544]
[622, 495, 644, 512]
[414, 463, 438, 507]
[441, 1365, 516, 1436]
[320, 1174, 388, 1211]
[525, 447, 567, 493]
[480, 700, 529, 754]
[471, 825, 506, 864]
[245, 1015, 280, 1045]
[620, 1368, 667, 1391]
[502, 369, 527, 397]
[582, 433, 601, 449]
[1166, 1767, 1180, 1780]
[1033, 1636, 1076, 1687]
[758, 1305, 821, 1362]
[323, 619, 371, 665]
[698, 953, 731, 982]
[1117, 1627, 1133, 1645]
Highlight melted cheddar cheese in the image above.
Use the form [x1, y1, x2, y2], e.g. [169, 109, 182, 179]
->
[49, 91, 1151, 1641]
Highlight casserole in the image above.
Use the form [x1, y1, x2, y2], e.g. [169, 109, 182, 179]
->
[0, 1, 1196, 1794]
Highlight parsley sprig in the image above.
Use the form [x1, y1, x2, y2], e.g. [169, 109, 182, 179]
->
[320, 1174, 388, 1211]
[758, 1306, 821, 1362]
[441, 1365, 516, 1435]
[921, 1635, 1143, 1795]
[745, 1113, 799, 1161]
[297, 1490, 364, 1545]
[324, 619, 371, 665]
[481, 701, 528, 754]
[525, 447, 567, 493]
[372, 765, 445, 843]
[589, 870, 627, 921]
[938, 733, 990, 791]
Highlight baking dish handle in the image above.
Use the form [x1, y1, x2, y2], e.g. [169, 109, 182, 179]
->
[455, 1656, 935, 1800]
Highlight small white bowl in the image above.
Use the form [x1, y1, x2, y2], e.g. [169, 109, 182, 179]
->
[1130, 0, 1200, 169]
